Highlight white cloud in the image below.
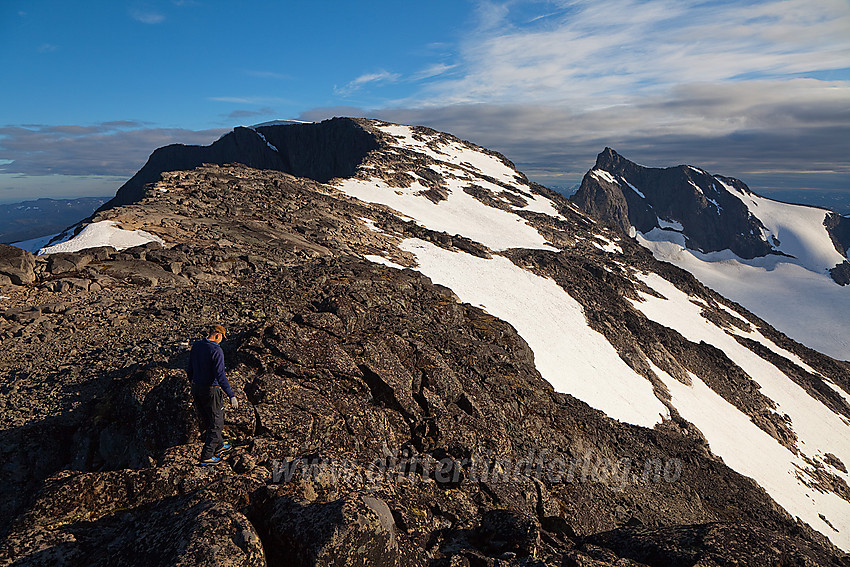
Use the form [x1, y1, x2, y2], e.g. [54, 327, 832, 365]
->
[335, 70, 401, 96]
[412, 63, 457, 81]
[407, 0, 850, 109]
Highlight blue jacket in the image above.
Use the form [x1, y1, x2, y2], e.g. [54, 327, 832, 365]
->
[187, 338, 235, 398]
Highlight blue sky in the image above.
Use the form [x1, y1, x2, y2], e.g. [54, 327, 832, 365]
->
[1, 0, 848, 205]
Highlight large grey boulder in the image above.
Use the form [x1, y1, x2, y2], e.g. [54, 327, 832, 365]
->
[0, 244, 36, 285]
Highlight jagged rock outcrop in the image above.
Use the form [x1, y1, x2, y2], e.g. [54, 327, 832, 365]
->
[2, 120, 849, 565]
[571, 148, 774, 258]
[826, 212, 850, 257]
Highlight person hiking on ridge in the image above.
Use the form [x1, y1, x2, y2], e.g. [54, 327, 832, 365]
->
[187, 324, 238, 465]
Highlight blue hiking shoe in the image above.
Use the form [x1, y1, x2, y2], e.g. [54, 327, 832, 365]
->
[215, 442, 232, 457]
[199, 455, 222, 466]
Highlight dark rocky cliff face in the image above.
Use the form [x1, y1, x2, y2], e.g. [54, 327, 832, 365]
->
[2, 121, 849, 565]
[826, 213, 850, 284]
[571, 148, 775, 258]
[98, 117, 379, 211]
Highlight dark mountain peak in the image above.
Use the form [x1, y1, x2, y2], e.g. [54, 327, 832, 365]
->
[572, 149, 775, 259]
[594, 147, 626, 170]
[97, 117, 379, 213]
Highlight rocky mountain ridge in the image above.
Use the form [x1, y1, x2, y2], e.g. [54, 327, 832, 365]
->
[571, 147, 850, 283]
[1, 118, 849, 566]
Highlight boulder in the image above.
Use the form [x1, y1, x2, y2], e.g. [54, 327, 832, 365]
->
[0, 244, 36, 285]
[476, 509, 541, 558]
[829, 261, 850, 286]
[47, 252, 93, 275]
[258, 488, 426, 567]
[48, 278, 91, 293]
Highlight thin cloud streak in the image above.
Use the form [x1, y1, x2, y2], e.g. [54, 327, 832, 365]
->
[335, 71, 401, 96]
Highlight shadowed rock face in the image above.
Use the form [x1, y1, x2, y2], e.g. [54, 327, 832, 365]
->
[826, 212, 850, 262]
[571, 148, 775, 259]
[98, 117, 379, 211]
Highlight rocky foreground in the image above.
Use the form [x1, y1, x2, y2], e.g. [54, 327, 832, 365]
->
[0, 121, 849, 565]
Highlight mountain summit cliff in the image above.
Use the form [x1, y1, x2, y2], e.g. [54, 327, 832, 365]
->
[1, 119, 849, 565]
[571, 148, 850, 359]
[573, 148, 850, 265]
[100, 118, 379, 211]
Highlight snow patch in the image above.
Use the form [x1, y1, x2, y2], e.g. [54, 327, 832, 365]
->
[397, 238, 669, 428]
[591, 169, 619, 185]
[593, 234, 623, 254]
[38, 221, 164, 255]
[337, 124, 562, 252]
[687, 180, 704, 195]
[337, 175, 556, 252]
[624, 180, 645, 199]
[251, 129, 279, 152]
[716, 178, 846, 272]
[377, 124, 522, 186]
[359, 217, 382, 233]
[657, 218, 683, 231]
[364, 255, 404, 269]
[12, 233, 61, 254]
[630, 271, 850, 507]
[516, 192, 568, 220]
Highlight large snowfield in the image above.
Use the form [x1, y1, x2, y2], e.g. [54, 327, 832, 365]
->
[356, 123, 850, 550]
[635, 177, 850, 361]
[638, 230, 850, 360]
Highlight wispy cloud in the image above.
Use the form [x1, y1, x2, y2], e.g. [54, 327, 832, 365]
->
[130, 9, 166, 24]
[318, 0, 848, 195]
[412, 63, 457, 81]
[335, 70, 401, 96]
[410, 0, 850, 108]
[0, 122, 226, 177]
[38, 44, 59, 53]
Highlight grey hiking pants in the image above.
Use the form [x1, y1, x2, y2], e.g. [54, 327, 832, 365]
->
[193, 383, 224, 460]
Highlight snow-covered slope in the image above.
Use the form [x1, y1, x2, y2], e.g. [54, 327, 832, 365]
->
[637, 230, 850, 360]
[334, 122, 850, 549]
[638, 185, 850, 360]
